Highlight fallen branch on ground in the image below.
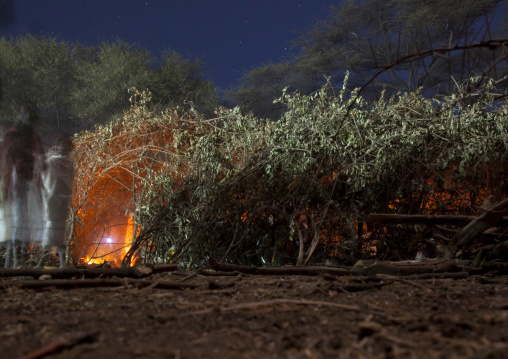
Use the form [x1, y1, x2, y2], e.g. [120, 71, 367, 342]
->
[210, 258, 475, 277]
[350, 259, 464, 276]
[334, 282, 388, 292]
[198, 269, 241, 276]
[17, 331, 98, 359]
[0, 263, 178, 279]
[209, 258, 349, 276]
[448, 198, 508, 257]
[180, 298, 377, 317]
[0, 277, 197, 291]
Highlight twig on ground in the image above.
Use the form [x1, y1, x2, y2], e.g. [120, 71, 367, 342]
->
[180, 298, 384, 317]
[17, 331, 98, 359]
[178, 271, 198, 282]
[0, 278, 198, 291]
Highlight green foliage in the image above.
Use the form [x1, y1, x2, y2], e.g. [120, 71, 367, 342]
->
[120, 73, 508, 266]
[229, 62, 296, 120]
[71, 40, 153, 125]
[0, 35, 218, 137]
[151, 51, 218, 117]
[0, 35, 74, 134]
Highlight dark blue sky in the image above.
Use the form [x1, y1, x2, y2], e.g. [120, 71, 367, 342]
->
[0, 0, 338, 89]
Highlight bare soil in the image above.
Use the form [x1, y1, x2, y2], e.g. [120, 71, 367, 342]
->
[1, 268, 508, 359]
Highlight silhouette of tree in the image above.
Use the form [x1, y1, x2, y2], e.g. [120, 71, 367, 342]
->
[233, 0, 508, 118]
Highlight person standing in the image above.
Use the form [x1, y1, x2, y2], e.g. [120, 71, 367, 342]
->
[1, 102, 45, 268]
[39, 137, 74, 268]
[0, 132, 13, 266]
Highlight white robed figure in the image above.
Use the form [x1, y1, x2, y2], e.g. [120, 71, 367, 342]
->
[39, 140, 74, 268]
[1, 103, 45, 268]
[0, 184, 13, 250]
[0, 138, 13, 246]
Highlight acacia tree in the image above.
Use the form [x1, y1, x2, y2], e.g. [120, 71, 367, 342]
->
[0, 35, 74, 136]
[0, 36, 218, 137]
[296, 0, 506, 93]
[0, 0, 14, 100]
[71, 41, 218, 126]
[233, 0, 508, 118]
[151, 51, 218, 117]
[228, 61, 321, 120]
[70, 40, 154, 126]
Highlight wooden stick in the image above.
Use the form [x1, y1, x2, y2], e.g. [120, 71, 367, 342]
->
[335, 282, 387, 292]
[350, 259, 463, 276]
[0, 263, 178, 279]
[448, 198, 508, 257]
[198, 269, 240, 277]
[178, 271, 198, 282]
[17, 331, 98, 359]
[406, 271, 469, 280]
[181, 298, 369, 317]
[0, 278, 197, 291]
[209, 258, 349, 276]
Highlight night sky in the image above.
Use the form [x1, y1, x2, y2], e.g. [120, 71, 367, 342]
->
[0, 0, 338, 90]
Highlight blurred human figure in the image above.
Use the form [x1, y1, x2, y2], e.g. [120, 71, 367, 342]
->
[1, 102, 45, 267]
[0, 190, 13, 266]
[38, 137, 74, 268]
[0, 132, 13, 266]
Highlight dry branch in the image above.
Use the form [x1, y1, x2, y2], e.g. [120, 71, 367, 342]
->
[0, 278, 197, 291]
[0, 263, 177, 279]
[152, 264, 179, 273]
[209, 258, 472, 277]
[336, 282, 388, 292]
[209, 258, 350, 276]
[179, 298, 371, 317]
[343, 38, 508, 121]
[17, 331, 98, 359]
[198, 269, 241, 277]
[486, 240, 508, 260]
[447, 198, 508, 257]
[405, 271, 470, 280]
[368, 211, 508, 260]
[350, 259, 464, 276]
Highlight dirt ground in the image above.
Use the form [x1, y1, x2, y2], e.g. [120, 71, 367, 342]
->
[1, 266, 508, 359]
